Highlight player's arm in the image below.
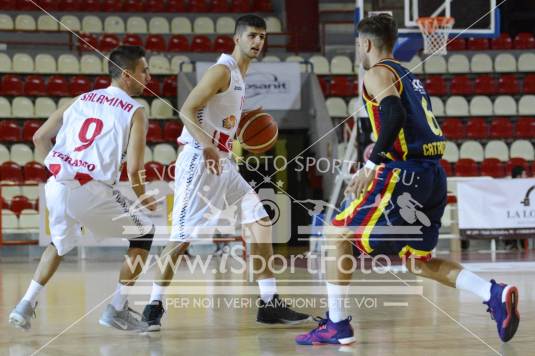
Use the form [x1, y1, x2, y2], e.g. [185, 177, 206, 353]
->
[33, 97, 77, 162]
[126, 108, 156, 211]
[180, 65, 229, 175]
[363, 66, 407, 167]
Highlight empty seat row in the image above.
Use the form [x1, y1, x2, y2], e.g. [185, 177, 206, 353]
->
[0, 13, 281, 34]
[447, 33, 535, 51]
[441, 157, 535, 178]
[2, 195, 38, 216]
[442, 117, 535, 140]
[0, 161, 49, 183]
[404, 53, 535, 74]
[430, 95, 535, 116]
[1, 74, 177, 97]
[318, 76, 358, 97]
[443, 140, 534, 163]
[0, 0, 273, 14]
[79, 33, 236, 53]
[424, 74, 535, 96]
[0, 96, 176, 118]
[0, 143, 35, 165]
[1, 209, 39, 229]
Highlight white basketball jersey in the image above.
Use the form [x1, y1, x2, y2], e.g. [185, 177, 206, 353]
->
[44, 86, 141, 185]
[178, 54, 245, 153]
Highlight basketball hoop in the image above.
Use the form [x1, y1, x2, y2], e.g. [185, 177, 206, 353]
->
[417, 16, 455, 55]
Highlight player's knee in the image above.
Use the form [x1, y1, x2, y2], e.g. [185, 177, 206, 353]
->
[129, 232, 154, 251]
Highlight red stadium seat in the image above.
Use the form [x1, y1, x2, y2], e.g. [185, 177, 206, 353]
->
[439, 159, 453, 176]
[144, 161, 166, 181]
[124, 0, 145, 12]
[0, 121, 21, 142]
[168, 0, 187, 11]
[447, 38, 466, 51]
[24, 160, 48, 182]
[24, 75, 46, 96]
[0, 161, 23, 183]
[491, 33, 512, 50]
[94, 76, 111, 90]
[78, 33, 98, 52]
[189, 0, 208, 12]
[47, 75, 70, 96]
[10, 195, 33, 216]
[522, 74, 535, 94]
[70, 75, 92, 96]
[489, 117, 513, 139]
[0, 0, 16, 10]
[1, 74, 24, 96]
[466, 37, 490, 50]
[162, 76, 177, 97]
[231, 0, 251, 12]
[147, 121, 163, 143]
[351, 77, 359, 95]
[16, 0, 36, 10]
[481, 158, 506, 178]
[211, 0, 229, 12]
[497, 74, 520, 95]
[466, 118, 488, 140]
[507, 157, 530, 176]
[99, 33, 121, 52]
[22, 120, 42, 142]
[146, 34, 167, 52]
[58, 0, 80, 11]
[146, 0, 166, 12]
[191, 35, 212, 52]
[163, 121, 183, 142]
[450, 75, 472, 95]
[455, 158, 479, 177]
[515, 117, 535, 139]
[213, 35, 235, 53]
[254, 0, 273, 12]
[80, 0, 100, 11]
[441, 118, 465, 140]
[329, 76, 352, 97]
[143, 78, 161, 97]
[123, 33, 143, 47]
[318, 76, 330, 96]
[168, 35, 189, 52]
[424, 75, 447, 96]
[513, 32, 535, 49]
[101, 0, 123, 12]
[474, 75, 497, 95]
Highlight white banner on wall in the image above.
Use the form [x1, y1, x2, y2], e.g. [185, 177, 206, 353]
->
[458, 178, 535, 238]
[196, 61, 301, 110]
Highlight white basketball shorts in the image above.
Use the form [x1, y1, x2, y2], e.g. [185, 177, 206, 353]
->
[170, 146, 268, 242]
[45, 177, 154, 256]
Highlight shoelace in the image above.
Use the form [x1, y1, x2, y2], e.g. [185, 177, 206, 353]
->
[483, 300, 495, 321]
[311, 316, 329, 331]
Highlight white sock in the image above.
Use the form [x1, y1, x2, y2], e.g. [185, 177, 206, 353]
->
[327, 282, 349, 323]
[150, 283, 166, 303]
[111, 283, 129, 311]
[455, 269, 492, 302]
[258, 278, 277, 302]
[22, 280, 43, 307]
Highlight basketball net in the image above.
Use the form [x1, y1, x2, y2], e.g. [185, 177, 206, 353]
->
[417, 16, 455, 55]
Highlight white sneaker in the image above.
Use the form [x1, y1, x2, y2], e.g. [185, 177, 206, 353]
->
[99, 302, 148, 331]
[9, 300, 36, 331]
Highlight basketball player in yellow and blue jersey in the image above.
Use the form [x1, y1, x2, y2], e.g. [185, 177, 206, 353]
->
[296, 14, 519, 345]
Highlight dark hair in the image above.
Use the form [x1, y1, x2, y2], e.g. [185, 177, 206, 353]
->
[357, 13, 398, 51]
[234, 14, 266, 35]
[108, 45, 146, 79]
[511, 165, 526, 178]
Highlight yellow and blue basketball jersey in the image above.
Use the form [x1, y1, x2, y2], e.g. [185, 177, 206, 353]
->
[362, 58, 446, 161]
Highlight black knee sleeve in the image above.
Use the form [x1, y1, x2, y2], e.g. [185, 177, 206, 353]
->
[129, 232, 154, 251]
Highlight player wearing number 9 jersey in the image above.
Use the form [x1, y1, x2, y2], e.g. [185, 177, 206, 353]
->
[297, 14, 519, 346]
[9, 46, 158, 333]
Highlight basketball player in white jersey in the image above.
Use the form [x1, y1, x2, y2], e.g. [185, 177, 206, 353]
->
[9, 46, 156, 331]
[141, 15, 310, 330]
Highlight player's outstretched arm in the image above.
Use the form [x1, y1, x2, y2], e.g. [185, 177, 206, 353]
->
[127, 108, 156, 211]
[33, 97, 77, 162]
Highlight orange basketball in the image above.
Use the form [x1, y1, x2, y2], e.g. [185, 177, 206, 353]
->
[237, 111, 278, 154]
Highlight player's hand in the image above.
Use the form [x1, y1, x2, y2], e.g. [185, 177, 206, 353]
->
[344, 167, 376, 199]
[140, 195, 158, 211]
[203, 145, 221, 175]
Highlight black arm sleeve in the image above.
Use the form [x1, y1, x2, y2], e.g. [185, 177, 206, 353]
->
[368, 95, 407, 164]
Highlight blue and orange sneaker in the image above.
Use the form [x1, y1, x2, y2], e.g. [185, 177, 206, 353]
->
[483, 279, 520, 342]
[295, 313, 356, 345]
